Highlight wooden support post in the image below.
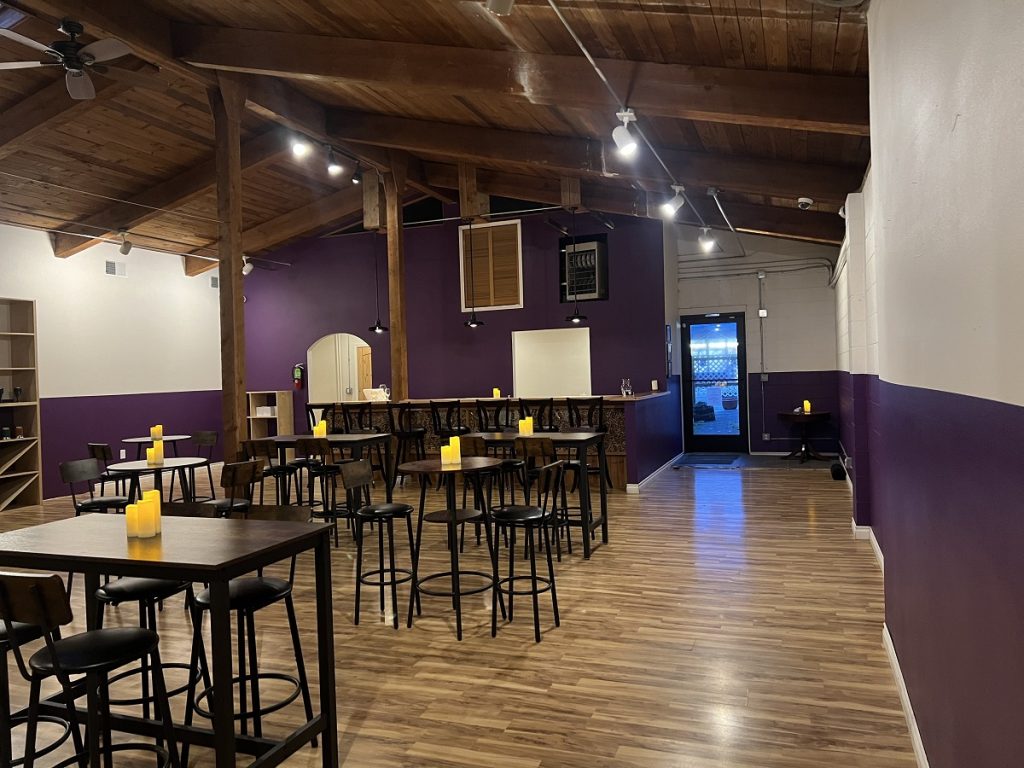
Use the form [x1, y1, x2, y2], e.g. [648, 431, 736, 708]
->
[560, 177, 582, 210]
[381, 154, 409, 401]
[362, 169, 384, 231]
[458, 162, 489, 220]
[208, 73, 248, 462]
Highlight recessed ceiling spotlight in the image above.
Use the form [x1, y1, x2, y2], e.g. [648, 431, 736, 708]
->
[326, 148, 343, 176]
[660, 185, 686, 219]
[486, 0, 515, 15]
[290, 136, 311, 158]
[698, 227, 716, 253]
[612, 108, 638, 158]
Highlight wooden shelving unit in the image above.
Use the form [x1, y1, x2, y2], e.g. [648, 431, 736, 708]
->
[246, 390, 294, 439]
[0, 298, 41, 511]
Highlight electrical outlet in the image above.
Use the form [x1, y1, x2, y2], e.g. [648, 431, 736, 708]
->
[760, 373, 769, 382]
[762, 432, 770, 441]
[119, 449, 126, 460]
[844, 456, 854, 469]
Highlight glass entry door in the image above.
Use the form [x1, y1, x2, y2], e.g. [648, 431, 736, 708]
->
[680, 313, 748, 453]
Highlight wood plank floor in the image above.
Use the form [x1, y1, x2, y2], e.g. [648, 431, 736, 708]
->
[2, 466, 915, 767]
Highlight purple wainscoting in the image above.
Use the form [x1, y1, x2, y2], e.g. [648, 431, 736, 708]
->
[839, 371, 873, 525]
[623, 376, 683, 485]
[244, 212, 667, 421]
[746, 370, 840, 453]
[40, 390, 222, 499]
[871, 378, 1024, 768]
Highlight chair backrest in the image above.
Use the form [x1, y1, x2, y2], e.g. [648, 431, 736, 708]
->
[461, 435, 488, 457]
[59, 457, 102, 487]
[295, 437, 333, 463]
[338, 459, 373, 494]
[342, 402, 377, 433]
[387, 402, 418, 433]
[475, 400, 512, 432]
[220, 460, 261, 496]
[86, 442, 113, 463]
[306, 403, 339, 432]
[193, 431, 218, 459]
[533, 460, 565, 509]
[518, 398, 557, 431]
[514, 436, 556, 465]
[0, 572, 72, 632]
[429, 400, 463, 434]
[566, 396, 605, 430]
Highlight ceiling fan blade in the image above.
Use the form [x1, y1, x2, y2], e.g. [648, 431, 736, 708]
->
[0, 60, 50, 69]
[0, 27, 55, 54]
[66, 69, 95, 100]
[80, 38, 131, 63]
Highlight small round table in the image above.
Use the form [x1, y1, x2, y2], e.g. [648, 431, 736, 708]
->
[107, 457, 209, 503]
[776, 411, 832, 463]
[398, 456, 502, 640]
[122, 434, 191, 460]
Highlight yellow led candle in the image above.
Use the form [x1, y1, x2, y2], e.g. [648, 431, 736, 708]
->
[151, 424, 163, 441]
[525, 417, 534, 436]
[138, 498, 157, 538]
[449, 436, 461, 463]
[803, 400, 811, 414]
[146, 447, 156, 466]
[125, 504, 140, 538]
[143, 490, 162, 535]
[492, 388, 501, 398]
[440, 445, 453, 465]
[153, 439, 164, 464]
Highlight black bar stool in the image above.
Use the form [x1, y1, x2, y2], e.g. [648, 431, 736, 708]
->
[244, 439, 298, 504]
[491, 461, 563, 642]
[518, 398, 560, 433]
[566, 396, 613, 489]
[387, 402, 426, 485]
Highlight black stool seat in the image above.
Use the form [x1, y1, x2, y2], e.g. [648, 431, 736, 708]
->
[492, 505, 547, 523]
[79, 495, 130, 511]
[261, 464, 296, 478]
[423, 507, 484, 524]
[29, 628, 158, 675]
[96, 578, 189, 604]
[0, 621, 43, 648]
[194, 577, 291, 613]
[357, 502, 413, 519]
[208, 498, 251, 516]
[394, 427, 426, 437]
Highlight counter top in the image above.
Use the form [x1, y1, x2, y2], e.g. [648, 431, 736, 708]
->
[322, 392, 672, 405]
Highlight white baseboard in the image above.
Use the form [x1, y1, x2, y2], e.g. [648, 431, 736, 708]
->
[869, 527, 884, 574]
[851, 518, 870, 540]
[883, 624, 930, 768]
[625, 452, 684, 494]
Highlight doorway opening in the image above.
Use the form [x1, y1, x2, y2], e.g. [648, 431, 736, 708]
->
[306, 332, 372, 403]
[680, 313, 748, 453]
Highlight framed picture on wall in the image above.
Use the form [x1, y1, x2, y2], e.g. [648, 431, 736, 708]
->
[559, 233, 609, 302]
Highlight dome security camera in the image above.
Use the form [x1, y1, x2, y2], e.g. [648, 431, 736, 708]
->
[797, 197, 814, 210]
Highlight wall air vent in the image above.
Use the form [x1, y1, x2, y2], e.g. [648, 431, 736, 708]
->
[104, 260, 127, 277]
[210, 275, 219, 289]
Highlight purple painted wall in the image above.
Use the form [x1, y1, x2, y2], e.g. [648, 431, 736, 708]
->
[746, 370, 840, 453]
[838, 371, 872, 525]
[624, 376, 683, 483]
[243, 213, 667, 426]
[39, 390, 223, 499]
[871, 378, 1024, 767]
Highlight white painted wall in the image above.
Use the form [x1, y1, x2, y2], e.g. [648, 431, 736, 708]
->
[0, 224, 221, 398]
[672, 226, 840, 372]
[869, 0, 1024, 404]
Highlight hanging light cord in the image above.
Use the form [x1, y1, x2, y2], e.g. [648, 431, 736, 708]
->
[466, 218, 476, 314]
[570, 207, 580, 314]
[373, 232, 384, 322]
[545, 0, 708, 228]
[709, 188, 748, 257]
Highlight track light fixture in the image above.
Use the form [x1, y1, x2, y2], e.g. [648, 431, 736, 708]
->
[241, 255, 254, 276]
[485, 0, 516, 15]
[564, 208, 587, 325]
[612, 108, 638, 158]
[290, 136, 312, 158]
[698, 227, 717, 253]
[368, 233, 389, 334]
[326, 148, 343, 176]
[351, 166, 362, 185]
[660, 185, 686, 219]
[117, 230, 132, 255]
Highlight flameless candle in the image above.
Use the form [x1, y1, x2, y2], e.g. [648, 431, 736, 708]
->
[492, 388, 501, 398]
[138, 498, 157, 538]
[143, 489, 162, 535]
[146, 447, 156, 466]
[125, 504, 140, 538]
[153, 439, 164, 463]
[519, 418, 534, 436]
[803, 400, 811, 414]
[449, 436, 461, 463]
[151, 424, 163, 441]
[440, 445, 454, 465]
[525, 417, 534, 435]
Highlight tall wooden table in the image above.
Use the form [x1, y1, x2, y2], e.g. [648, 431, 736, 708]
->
[0, 514, 338, 768]
[466, 431, 610, 558]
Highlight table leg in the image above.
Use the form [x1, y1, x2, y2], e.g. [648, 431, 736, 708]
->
[406, 477, 428, 628]
[384, 438, 394, 502]
[576, 446, 593, 559]
[84, 572, 102, 768]
[208, 580, 237, 767]
[153, 469, 164, 499]
[445, 476, 463, 640]
[597, 440, 609, 544]
[314, 535, 339, 768]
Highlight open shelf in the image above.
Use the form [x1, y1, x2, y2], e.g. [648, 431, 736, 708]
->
[0, 401, 38, 408]
[247, 390, 294, 444]
[0, 473, 38, 513]
[0, 298, 40, 511]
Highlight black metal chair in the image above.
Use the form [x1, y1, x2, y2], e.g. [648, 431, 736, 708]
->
[207, 460, 259, 517]
[297, 437, 353, 546]
[341, 402, 386, 480]
[0, 571, 180, 768]
[86, 443, 129, 497]
[566, 396, 613, 489]
[59, 458, 130, 516]
[518, 398, 560, 432]
[429, 400, 471, 440]
[387, 402, 426, 484]
[244, 439, 298, 505]
[305, 403, 338, 432]
[475, 399, 515, 432]
[513, 437, 575, 559]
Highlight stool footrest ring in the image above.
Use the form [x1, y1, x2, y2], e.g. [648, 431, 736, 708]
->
[9, 714, 73, 767]
[358, 567, 414, 588]
[106, 660, 202, 704]
[191, 672, 301, 722]
[416, 570, 495, 598]
[497, 574, 554, 597]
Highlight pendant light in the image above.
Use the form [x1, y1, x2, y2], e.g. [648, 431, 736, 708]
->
[463, 218, 484, 328]
[368, 232, 388, 334]
[565, 208, 587, 324]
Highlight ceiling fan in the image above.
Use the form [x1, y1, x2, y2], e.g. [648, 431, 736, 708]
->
[0, 18, 131, 100]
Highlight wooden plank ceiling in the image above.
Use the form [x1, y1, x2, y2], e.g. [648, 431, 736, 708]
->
[0, 0, 868, 269]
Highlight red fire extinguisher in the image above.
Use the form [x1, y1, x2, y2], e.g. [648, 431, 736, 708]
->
[292, 363, 305, 390]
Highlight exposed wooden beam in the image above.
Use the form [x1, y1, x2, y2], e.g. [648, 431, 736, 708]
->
[457, 163, 488, 220]
[362, 170, 384, 231]
[424, 163, 844, 244]
[172, 24, 869, 135]
[208, 73, 247, 463]
[242, 186, 364, 254]
[326, 110, 860, 205]
[382, 152, 409, 402]
[52, 129, 286, 258]
[560, 177, 582, 210]
[183, 255, 217, 277]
